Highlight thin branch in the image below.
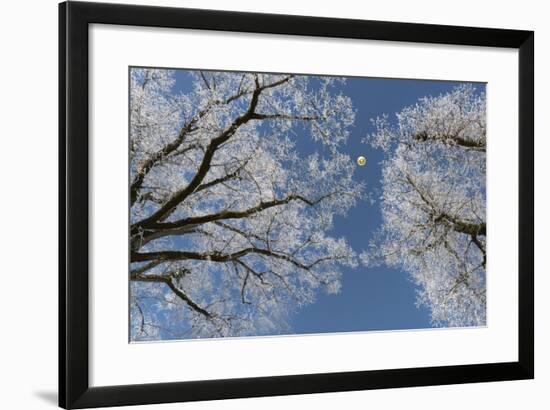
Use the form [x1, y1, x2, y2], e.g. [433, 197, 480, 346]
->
[131, 272, 212, 318]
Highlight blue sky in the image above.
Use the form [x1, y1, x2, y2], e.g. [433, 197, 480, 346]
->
[142, 69, 485, 337]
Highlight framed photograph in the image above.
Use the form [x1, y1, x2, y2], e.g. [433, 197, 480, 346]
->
[59, 1, 534, 408]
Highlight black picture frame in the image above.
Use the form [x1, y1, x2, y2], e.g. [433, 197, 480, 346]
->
[59, 1, 534, 408]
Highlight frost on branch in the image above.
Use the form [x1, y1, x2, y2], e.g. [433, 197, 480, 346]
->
[361, 85, 486, 327]
[129, 68, 361, 340]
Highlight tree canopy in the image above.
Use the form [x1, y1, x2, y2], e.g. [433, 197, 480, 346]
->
[129, 68, 362, 340]
[362, 85, 487, 327]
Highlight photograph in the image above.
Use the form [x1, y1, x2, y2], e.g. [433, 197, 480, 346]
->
[128, 67, 487, 341]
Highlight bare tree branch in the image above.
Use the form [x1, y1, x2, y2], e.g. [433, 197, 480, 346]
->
[131, 272, 212, 318]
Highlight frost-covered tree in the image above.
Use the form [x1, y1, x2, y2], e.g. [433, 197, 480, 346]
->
[129, 68, 362, 340]
[362, 85, 486, 327]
